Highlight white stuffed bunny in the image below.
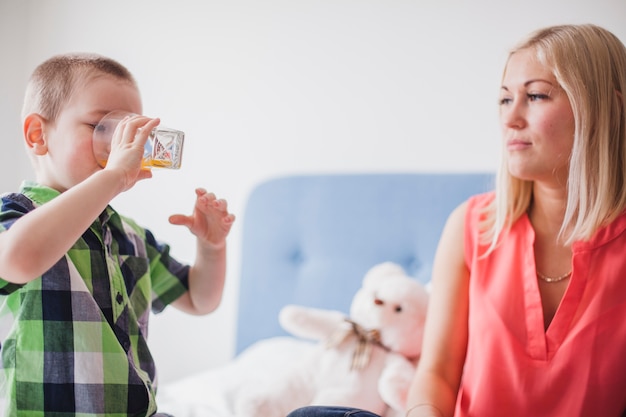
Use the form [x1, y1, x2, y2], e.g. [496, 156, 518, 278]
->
[234, 262, 429, 417]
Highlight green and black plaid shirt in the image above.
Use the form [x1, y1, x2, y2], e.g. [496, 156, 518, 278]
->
[0, 181, 189, 416]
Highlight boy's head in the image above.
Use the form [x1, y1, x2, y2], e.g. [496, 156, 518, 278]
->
[22, 53, 143, 192]
[22, 53, 137, 123]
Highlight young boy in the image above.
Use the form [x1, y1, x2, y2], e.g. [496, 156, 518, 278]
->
[0, 53, 235, 416]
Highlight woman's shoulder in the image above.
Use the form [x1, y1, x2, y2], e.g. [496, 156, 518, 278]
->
[443, 191, 495, 232]
[466, 190, 495, 210]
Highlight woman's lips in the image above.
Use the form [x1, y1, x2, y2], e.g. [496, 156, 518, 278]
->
[507, 139, 532, 151]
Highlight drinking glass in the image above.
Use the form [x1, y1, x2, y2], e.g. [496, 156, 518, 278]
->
[92, 110, 185, 169]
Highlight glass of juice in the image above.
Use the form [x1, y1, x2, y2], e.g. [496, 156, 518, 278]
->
[93, 110, 185, 169]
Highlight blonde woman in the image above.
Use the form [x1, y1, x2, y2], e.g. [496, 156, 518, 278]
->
[287, 23, 626, 417]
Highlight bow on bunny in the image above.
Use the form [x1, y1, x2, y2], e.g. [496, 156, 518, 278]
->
[326, 318, 389, 370]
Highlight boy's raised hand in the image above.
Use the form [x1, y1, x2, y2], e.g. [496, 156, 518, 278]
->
[168, 188, 235, 248]
[104, 115, 159, 190]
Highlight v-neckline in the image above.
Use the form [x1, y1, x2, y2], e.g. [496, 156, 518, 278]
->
[520, 213, 587, 361]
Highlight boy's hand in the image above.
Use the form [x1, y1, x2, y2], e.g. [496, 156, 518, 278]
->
[168, 188, 235, 248]
[104, 115, 160, 191]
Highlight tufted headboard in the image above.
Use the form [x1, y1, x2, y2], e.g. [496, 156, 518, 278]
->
[235, 173, 494, 353]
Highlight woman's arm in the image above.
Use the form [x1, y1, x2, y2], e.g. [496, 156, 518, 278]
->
[405, 201, 470, 417]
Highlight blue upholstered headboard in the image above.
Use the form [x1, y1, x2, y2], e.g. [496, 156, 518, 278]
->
[235, 173, 494, 353]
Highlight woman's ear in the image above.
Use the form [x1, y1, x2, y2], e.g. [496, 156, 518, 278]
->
[23, 113, 48, 155]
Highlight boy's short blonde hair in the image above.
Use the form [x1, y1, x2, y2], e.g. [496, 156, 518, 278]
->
[22, 53, 137, 122]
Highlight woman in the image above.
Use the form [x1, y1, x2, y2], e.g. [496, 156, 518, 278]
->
[287, 23, 626, 417]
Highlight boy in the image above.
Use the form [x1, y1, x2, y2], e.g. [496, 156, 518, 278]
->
[0, 53, 235, 416]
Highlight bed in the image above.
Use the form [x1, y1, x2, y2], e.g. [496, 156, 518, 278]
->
[156, 172, 494, 417]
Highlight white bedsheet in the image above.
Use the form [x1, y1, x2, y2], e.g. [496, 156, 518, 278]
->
[156, 337, 315, 417]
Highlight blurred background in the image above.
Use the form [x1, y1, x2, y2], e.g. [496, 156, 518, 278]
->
[1, 0, 624, 384]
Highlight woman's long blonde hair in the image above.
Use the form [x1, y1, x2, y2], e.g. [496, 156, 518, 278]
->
[485, 24, 626, 250]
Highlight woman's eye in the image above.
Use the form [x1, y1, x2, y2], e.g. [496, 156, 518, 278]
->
[528, 93, 549, 101]
[499, 97, 512, 105]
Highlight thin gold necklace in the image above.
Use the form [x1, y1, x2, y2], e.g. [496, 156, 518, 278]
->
[537, 270, 572, 283]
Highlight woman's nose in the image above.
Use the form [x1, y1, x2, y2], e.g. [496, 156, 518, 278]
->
[501, 100, 526, 129]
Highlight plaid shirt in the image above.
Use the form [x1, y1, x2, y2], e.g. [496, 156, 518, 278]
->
[0, 181, 190, 416]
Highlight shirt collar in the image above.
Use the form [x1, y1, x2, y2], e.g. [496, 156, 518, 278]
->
[19, 180, 118, 227]
[19, 181, 61, 206]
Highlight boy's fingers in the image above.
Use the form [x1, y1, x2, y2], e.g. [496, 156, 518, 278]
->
[168, 214, 192, 227]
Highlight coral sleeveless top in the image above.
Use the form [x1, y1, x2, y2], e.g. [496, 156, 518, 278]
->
[456, 192, 626, 417]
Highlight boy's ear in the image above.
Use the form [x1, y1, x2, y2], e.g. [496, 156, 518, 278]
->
[23, 113, 48, 155]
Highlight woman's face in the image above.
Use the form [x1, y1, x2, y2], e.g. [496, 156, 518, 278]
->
[499, 48, 575, 186]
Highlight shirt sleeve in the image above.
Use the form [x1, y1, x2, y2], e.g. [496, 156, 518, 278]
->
[464, 191, 495, 268]
[144, 228, 190, 313]
[0, 193, 34, 294]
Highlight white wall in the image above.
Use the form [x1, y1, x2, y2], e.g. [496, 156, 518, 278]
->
[1, 0, 625, 384]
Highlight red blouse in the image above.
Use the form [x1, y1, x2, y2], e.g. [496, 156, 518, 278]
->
[456, 192, 626, 416]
